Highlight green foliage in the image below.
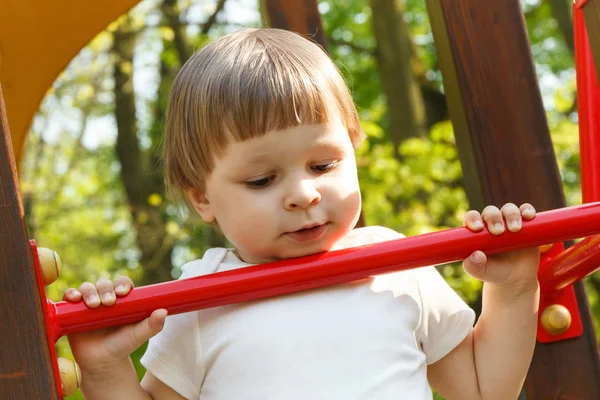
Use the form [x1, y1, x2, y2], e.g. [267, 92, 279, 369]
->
[358, 120, 468, 234]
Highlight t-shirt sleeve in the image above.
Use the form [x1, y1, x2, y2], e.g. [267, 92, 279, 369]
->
[414, 266, 476, 365]
[365, 225, 475, 364]
[141, 311, 205, 399]
[139, 257, 218, 399]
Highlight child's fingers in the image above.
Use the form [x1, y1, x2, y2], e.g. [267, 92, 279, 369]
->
[96, 278, 116, 306]
[78, 282, 101, 308]
[114, 276, 135, 297]
[482, 205, 504, 235]
[463, 210, 484, 231]
[143, 309, 168, 339]
[63, 288, 82, 302]
[105, 309, 168, 359]
[501, 203, 522, 232]
[520, 203, 536, 220]
[462, 250, 488, 281]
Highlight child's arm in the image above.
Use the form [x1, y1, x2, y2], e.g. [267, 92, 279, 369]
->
[64, 278, 185, 399]
[427, 203, 540, 400]
[78, 364, 185, 400]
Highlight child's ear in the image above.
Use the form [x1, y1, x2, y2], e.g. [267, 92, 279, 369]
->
[187, 188, 215, 223]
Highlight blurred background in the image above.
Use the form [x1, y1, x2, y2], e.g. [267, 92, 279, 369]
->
[15, 0, 591, 397]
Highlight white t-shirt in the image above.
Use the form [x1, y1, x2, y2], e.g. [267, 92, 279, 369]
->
[141, 226, 475, 399]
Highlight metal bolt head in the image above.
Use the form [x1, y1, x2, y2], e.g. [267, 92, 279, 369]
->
[541, 304, 571, 335]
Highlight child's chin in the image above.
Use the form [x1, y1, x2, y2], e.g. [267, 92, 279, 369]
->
[284, 244, 333, 259]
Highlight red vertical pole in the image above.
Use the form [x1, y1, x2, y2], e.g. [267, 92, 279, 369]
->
[575, 2, 600, 203]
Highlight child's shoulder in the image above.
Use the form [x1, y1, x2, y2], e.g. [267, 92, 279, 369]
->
[336, 225, 405, 250]
[179, 247, 234, 279]
[356, 225, 406, 241]
[348, 226, 450, 285]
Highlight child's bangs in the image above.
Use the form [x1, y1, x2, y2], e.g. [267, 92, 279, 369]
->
[219, 51, 343, 144]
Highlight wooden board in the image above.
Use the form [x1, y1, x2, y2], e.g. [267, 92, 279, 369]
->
[263, 0, 328, 51]
[0, 85, 59, 398]
[427, 1, 600, 398]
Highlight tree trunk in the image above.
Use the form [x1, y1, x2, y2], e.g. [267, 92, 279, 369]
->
[162, 0, 192, 62]
[547, 0, 574, 53]
[112, 17, 173, 284]
[371, 0, 427, 156]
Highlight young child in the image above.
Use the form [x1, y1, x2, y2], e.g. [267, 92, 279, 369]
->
[64, 28, 540, 400]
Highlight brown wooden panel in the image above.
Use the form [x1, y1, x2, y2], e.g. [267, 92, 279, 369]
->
[0, 85, 59, 398]
[427, 0, 600, 398]
[263, 0, 327, 51]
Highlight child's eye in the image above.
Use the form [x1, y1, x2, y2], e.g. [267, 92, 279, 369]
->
[312, 161, 338, 173]
[246, 176, 274, 188]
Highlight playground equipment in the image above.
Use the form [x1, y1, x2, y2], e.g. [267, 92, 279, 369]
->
[42, 203, 600, 340]
[2, 0, 600, 399]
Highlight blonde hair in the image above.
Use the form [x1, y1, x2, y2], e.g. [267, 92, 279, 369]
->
[163, 28, 363, 203]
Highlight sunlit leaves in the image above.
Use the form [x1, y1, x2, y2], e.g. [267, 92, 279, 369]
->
[358, 120, 467, 235]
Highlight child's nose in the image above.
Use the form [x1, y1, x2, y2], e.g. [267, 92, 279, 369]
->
[284, 179, 321, 210]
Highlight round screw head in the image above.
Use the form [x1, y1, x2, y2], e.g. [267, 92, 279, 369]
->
[541, 304, 571, 335]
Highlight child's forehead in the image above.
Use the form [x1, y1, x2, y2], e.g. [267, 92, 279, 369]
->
[217, 122, 351, 164]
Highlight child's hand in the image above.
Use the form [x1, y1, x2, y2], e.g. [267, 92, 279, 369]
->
[462, 203, 540, 295]
[63, 277, 167, 373]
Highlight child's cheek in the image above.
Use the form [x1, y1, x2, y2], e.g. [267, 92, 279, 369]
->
[329, 166, 360, 198]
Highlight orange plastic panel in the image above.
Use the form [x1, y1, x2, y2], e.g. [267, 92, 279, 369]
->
[0, 0, 141, 167]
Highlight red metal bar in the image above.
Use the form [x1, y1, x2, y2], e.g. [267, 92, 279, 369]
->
[534, 2, 600, 344]
[575, 3, 600, 203]
[45, 202, 600, 342]
[30, 241, 64, 399]
[539, 236, 600, 290]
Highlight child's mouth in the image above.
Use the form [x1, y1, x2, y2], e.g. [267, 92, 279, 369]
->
[286, 224, 328, 242]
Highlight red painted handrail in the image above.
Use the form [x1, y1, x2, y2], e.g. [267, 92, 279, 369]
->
[575, 3, 600, 204]
[539, 235, 600, 290]
[537, 4, 600, 296]
[46, 202, 600, 342]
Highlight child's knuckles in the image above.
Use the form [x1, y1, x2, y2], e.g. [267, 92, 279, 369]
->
[520, 203, 537, 218]
[95, 278, 114, 293]
[115, 277, 134, 296]
[481, 206, 502, 222]
[78, 282, 97, 296]
[488, 220, 505, 234]
[467, 211, 482, 222]
[500, 203, 520, 217]
[464, 210, 481, 221]
[520, 202, 534, 211]
[84, 294, 101, 308]
[115, 275, 134, 288]
[101, 291, 117, 306]
[501, 205, 522, 231]
[464, 211, 483, 230]
[482, 205, 500, 215]
[63, 289, 80, 301]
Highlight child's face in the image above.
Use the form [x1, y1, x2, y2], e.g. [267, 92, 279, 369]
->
[188, 116, 362, 264]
